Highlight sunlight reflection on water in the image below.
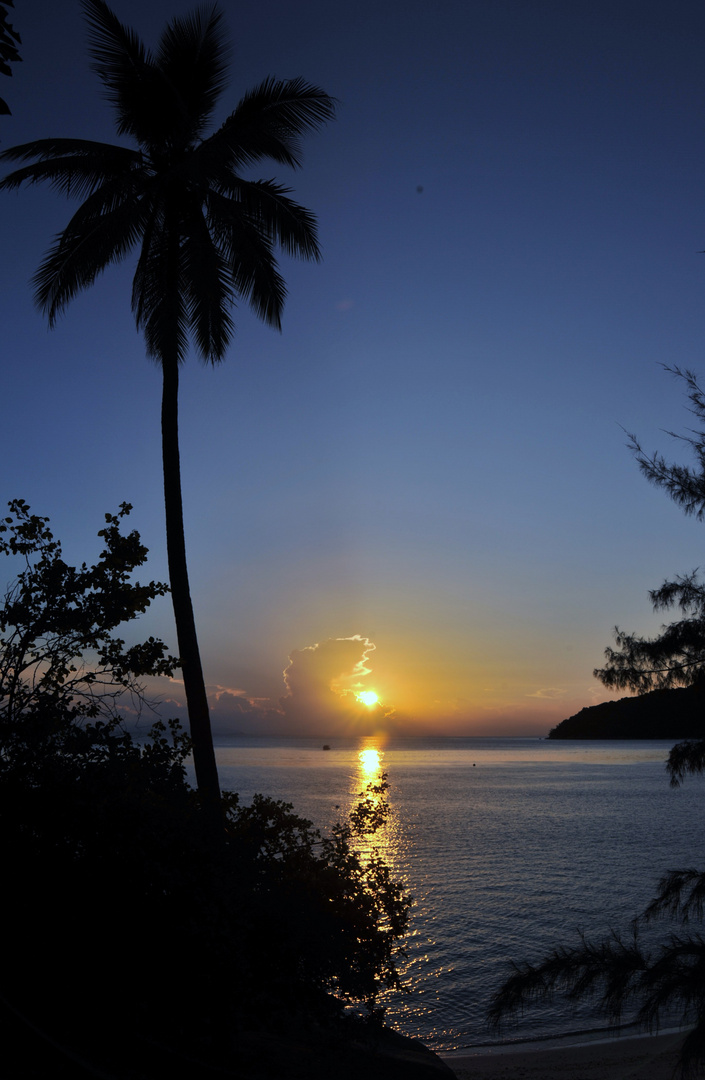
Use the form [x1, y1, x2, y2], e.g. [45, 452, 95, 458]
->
[211, 736, 703, 1051]
[347, 737, 410, 897]
[358, 744, 382, 776]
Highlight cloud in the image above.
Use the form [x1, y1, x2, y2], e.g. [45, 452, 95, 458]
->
[122, 675, 279, 734]
[131, 637, 388, 735]
[283, 635, 374, 698]
[280, 635, 380, 733]
[526, 687, 567, 699]
[210, 682, 250, 704]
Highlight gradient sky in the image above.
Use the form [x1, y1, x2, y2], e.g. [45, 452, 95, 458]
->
[3, 0, 705, 736]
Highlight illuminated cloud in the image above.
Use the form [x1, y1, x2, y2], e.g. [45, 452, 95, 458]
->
[280, 635, 377, 732]
[210, 682, 250, 703]
[526, 687, 567, 699]
[134, 639, 388, 735]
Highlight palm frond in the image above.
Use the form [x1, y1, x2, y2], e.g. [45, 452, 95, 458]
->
[155, 6, 229, 141]
[227, 233, 286, 330]
[83, 0, 148, 81]
[204, 77, 336, 170]
[83, 0, 172, 148]
[205, 191, 287, 329]
[131, 214, 189, 365]
[0, 139, 141, 199]
[5, 3, 331, 359]
[247, 76, 337, 139]
[180, 198, 234, 362]
[208, 180, 321, 261]
[33, 178, 150, 324]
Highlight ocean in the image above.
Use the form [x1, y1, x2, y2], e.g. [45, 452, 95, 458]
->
[207, 735, 705, 1052]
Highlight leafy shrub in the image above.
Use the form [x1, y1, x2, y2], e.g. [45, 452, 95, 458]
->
[0, 503, 410, 1073]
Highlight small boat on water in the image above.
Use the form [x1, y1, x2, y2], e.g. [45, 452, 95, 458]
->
[322, 744, 331, 751]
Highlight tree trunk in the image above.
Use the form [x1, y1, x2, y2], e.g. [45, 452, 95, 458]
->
[161, 358, 221, 811]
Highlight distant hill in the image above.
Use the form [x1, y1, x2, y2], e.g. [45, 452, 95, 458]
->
[548, 683, 705, 739]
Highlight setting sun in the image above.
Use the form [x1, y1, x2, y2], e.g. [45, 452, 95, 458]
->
[357, 690, 379, 708]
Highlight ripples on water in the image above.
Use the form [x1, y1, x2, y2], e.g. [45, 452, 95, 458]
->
[209, 736, 704, 1051]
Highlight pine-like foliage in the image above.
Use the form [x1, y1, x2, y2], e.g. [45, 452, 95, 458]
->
[594, 367, 705, 781]
[490, 369, 705, 1074]
[488, 869, 705, 1076]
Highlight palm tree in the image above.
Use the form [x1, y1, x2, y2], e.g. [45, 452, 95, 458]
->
[0, 0, 334, 809]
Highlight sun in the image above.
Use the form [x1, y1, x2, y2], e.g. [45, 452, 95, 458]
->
[357, 690, 379, 708]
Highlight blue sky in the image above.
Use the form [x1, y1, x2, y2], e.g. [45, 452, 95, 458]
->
[2, 0, 705, 735]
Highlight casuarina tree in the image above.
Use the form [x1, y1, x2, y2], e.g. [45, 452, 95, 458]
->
[489, 367, 705, 1075]
[0, 1, 335, 807]
[595, 367, 705, 779]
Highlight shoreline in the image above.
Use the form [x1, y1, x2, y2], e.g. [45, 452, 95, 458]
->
[440, 1030, 685, 1079]
[440, 1021, 685, 1057]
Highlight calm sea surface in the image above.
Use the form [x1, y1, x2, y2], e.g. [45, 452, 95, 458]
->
[206, 735, 705, 1051]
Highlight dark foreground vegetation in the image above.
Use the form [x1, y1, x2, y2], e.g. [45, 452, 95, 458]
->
[0, 8, 453, 1073]
[0, 502, 451, 1079]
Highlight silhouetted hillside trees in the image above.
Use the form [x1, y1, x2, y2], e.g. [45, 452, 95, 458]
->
[549, 682, 705, 739]
[0, 503, 419, 1079]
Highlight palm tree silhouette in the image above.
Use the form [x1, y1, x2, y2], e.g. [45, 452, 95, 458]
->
[0, 0, 334, 808]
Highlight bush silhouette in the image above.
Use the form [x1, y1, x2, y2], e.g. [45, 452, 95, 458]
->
[0, 503, 411, 1076]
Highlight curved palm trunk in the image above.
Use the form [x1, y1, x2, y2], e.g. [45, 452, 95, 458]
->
[161, 358, 221, 809]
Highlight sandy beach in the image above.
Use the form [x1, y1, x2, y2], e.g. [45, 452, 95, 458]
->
[441, 1032, 686, 1080]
